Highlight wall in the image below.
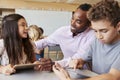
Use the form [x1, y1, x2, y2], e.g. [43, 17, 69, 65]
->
[16, 9, 72, 36]
[0, 0, 78, 36]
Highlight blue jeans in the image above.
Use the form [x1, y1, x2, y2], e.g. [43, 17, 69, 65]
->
[36, 50, 44, 60]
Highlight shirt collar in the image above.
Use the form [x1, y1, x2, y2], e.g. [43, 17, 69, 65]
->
[68, 25, 91, 37]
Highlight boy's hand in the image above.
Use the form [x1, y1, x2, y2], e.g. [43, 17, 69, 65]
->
[53, 63, 71, 80]
[69, 59, 84, 70]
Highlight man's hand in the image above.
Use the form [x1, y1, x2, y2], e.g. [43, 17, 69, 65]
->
[34, 58, 53, 71]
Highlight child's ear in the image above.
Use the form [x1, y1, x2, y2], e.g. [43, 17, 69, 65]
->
[117, 21, 120, 32]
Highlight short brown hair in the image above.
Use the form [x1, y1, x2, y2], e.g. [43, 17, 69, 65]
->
[87, 0, 120, 27]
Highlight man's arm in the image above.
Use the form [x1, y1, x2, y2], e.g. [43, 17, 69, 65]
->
[35, 30, 60, 49]
[80, 68, 120, 80]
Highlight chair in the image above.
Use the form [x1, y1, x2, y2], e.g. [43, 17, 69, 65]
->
[47, 45, 62, 60]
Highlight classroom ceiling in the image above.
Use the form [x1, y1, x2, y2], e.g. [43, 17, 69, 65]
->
[24, 0, 120, 4]
[24, 0, 99, 4]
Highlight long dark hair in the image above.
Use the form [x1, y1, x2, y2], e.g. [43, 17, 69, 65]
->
[1, 14, 35, 65]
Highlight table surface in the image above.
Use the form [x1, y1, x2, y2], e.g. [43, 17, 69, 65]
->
[0, 69, 98, 80]
[0, 69, 59, 80]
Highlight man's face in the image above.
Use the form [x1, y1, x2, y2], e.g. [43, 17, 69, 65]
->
[71, 9, 90, 34]
[91, 20, 120, 44]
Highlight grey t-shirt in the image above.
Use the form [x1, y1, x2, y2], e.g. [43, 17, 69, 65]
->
[81, 38, 120, 74]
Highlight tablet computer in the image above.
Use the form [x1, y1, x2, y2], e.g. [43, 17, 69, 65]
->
[75, 69, 99, 77]
[13, 63, 39, 70]
[66, 68, 98, 77]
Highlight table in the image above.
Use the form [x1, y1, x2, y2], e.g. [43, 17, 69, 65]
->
[0, 69, 98, 80]
[0, 69, 59, 80]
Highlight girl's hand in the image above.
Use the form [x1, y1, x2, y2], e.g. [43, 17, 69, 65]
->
[0, 64, 16, 75]
[53, 63, 71, 80]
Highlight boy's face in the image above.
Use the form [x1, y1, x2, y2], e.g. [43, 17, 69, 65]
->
[91, 20, 120, 44]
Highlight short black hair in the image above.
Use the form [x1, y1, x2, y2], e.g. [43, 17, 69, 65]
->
[77, 3, 92, 11]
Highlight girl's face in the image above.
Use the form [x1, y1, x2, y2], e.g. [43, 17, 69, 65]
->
[91, 20, 120, 44]
[18, 18, 28, 38]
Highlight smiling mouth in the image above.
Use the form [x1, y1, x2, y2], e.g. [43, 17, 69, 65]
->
[71, 26, 76, 30]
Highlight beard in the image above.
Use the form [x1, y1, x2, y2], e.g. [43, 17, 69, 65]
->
[71, 25, 89, 34]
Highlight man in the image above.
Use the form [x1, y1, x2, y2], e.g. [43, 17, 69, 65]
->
[53, 0, 120, 80]
[35, 4, 95, 68]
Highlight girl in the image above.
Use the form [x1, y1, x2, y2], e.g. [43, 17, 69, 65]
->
[0, 14, 36, 75]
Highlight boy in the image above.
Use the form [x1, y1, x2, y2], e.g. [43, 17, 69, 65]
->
[53, 0, 120, 80]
